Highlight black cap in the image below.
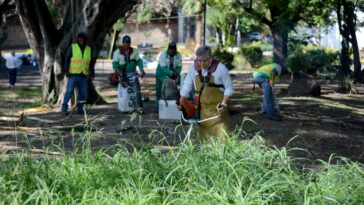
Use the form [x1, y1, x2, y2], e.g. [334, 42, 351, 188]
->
[168, 42, 177, 50]
[77, 32, 87, 39]
[122, 35, 131, 43]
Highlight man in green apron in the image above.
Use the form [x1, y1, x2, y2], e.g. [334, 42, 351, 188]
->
[112, 35, 145, 110]
[179, 46, 234, 141]
[155, 42, 182, 101]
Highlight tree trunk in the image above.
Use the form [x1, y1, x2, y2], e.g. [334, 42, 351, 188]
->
[195, 12, 203, 46]
[336, 1, 351, 76]
[344, 0, 361, 79]
[270, 25, 288, 72]
[216, 27, 223, 46]
[108, 29, 120, 60]
[15, 0, 139, 105]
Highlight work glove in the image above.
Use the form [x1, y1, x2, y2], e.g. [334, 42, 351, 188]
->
[170, 72, 178, 80]
[216, 102, 227, 114]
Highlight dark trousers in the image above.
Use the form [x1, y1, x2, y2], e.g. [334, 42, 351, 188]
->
[62, 75, 88, 113]
[8, 69, 17, 86]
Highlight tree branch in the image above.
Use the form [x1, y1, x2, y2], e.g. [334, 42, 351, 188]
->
[14, 0, 44, 65]
[32, 0, 60, 54]
[236, 0, 272, 26]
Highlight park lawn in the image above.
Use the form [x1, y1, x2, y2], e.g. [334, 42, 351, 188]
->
[0, 85, 43, 116]
[0, 133, 363, 204]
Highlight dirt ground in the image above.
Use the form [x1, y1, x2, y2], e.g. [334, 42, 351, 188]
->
[0, 63, 363, 164]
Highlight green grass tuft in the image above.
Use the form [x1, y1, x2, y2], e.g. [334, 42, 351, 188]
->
[0, 133, 363, 204]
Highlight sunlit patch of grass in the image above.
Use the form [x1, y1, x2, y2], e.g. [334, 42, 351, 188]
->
[21, 100, 43, 109]
[282, 96, 364, 115]
[0, 85, 41, 98]
[239, 93, 262, 102]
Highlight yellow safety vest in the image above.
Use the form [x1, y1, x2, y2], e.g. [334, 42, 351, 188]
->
[253, 63, 280, 83]
[69, 44, 91, 75]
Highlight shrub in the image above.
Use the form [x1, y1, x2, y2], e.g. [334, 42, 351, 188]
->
[287, 45, 341, 74]
[305, 48, 328, 74]
[240, 44, 263, 67]
[286, 47, 310, 74]
[325, 51, 341, 72]
[212, 49, 235, 70]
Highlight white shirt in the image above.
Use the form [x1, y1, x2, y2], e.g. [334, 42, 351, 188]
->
[180, 62, 234, 97]
[6, 55, 18, 69]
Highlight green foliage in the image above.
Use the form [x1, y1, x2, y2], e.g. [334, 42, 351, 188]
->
[256, 56, 274, 68]
[240, 43, 263, 66]
[287, 45, 341, 74]
[212, 49, 235, 70]
[45, 0, 59, 25]
[305, 48, 328, 74]
[0, 135, 363, 204]
[286, 48, 310, 74]
[137, 2, 153, 23]
[112, 19, 124, 31]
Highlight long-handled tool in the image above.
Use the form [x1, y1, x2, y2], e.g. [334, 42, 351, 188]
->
[173, 105, 221, 160]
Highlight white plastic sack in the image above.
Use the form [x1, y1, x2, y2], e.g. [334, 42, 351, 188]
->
[117, 83, 137, 112]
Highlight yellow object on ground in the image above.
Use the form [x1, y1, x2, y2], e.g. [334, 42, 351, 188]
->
[20, 104, 50, 114]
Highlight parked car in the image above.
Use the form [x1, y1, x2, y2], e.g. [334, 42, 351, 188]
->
[249, 32, 261, 41]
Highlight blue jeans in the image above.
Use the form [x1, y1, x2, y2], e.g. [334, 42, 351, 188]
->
[8, 69, 17, 86]
[62, 75, 88, 113]
[253, 75, 276, 118]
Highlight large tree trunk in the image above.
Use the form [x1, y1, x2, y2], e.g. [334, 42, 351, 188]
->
[15, 0, 140, 105]
[271, 25, 288, 72]
[344, 0, 361, 79]
[336, 0, 352, 76]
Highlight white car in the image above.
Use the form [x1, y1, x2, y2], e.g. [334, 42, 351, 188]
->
[249, 32, 261, 41]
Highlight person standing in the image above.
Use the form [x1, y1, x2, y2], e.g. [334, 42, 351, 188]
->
[179, 46, 234, 141]
[112, 35, 145, 110]
[155, 42, 183, 101]
[62, 32, 95, 115]
[6, 51, 19, 87]
[253, 63, 282, 121]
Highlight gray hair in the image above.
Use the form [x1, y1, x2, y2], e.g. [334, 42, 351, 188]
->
[196, 46, 211, 57]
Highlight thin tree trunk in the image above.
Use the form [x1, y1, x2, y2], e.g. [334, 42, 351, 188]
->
[195, 12, 203, 46]
[344, 0, 361, 79]
[271, 25, 288, 72]
[108, 29, 120, 60]
[216, 27, 223, 46]
[336, 0, 351, 76]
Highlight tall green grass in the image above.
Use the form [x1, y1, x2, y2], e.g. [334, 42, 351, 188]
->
[0, 133, 363, 204]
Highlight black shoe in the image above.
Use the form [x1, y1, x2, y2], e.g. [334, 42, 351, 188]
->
[268, 116, 283, 121]
[76, 110, 85, 115]
[62, 110, 69, 116]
